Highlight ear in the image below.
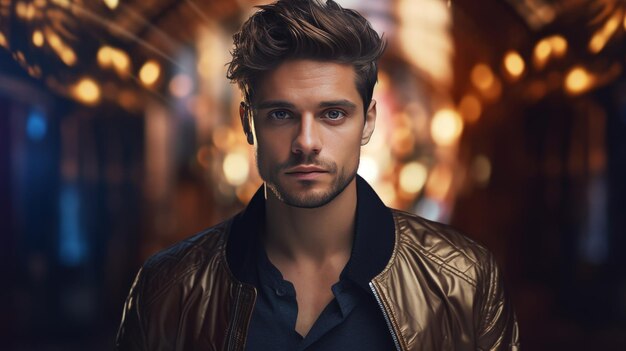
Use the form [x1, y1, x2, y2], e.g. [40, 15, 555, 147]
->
[361, 99, 377, 145]
[239, 102, 254, 145]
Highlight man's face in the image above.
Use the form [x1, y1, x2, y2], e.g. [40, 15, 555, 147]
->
[241, 59, 377, 208]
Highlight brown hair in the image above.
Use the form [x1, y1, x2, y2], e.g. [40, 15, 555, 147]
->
[226, 0, 386, 111]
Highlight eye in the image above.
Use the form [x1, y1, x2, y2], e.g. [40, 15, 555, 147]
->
[268, 110, 291, 120]
[324, 109, 346, 120]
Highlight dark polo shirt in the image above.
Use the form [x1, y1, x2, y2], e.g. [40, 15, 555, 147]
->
[226, 176, 397, 350]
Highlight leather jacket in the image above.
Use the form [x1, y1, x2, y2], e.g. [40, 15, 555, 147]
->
[116, 177, 520, 350]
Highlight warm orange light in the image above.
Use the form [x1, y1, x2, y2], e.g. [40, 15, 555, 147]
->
[425, 163, 453, 200]
[396, 0, 453, 86]
[431, 109, 464, 146]
[15, 1, 26, 17]
[212, 126, 236, 150]
[139, 60, 161, 86]
[103, 0, 119, 10]
[46, 30, 61, 49]
[73, 78, 101, 105]
[565, 66, 593, 95]
[358, 156, 380, 184]
[111, 51, 130, 74]
[503, 50, 525, 78]
[533, 39, 552, 67]
[45, 30, 76, 66]
[399, 162, 428, 194]
[118, 89, 139, 111]
[97, 46, 112, 66]
[51, 0, 70, 8]
[390, 127, 415, 157]
[223, 151, 249, 186]
[97, 46, 130, 75]
[588, 34, 605, 54]
[196, 145, 212, 169]
[549, 35, 568, 57]
[533, 35, 568, 68]
[32, 30, 44, 47]
[16, 2, 35, 20]
[27, 65, 42, 78]
[589, 11, 621, 54]
[471, 154, 492, 186]
[527, 80, 547, 100]
[376, 182, 397, 206]
[60, 47, 76, 66]
[471, 64, 494, 91]
[458, 94, 482, 123]
[0, 32, 7, 48]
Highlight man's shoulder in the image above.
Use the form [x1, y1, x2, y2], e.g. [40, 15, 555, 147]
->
[390, 209, 493, 286]
[138, 218, 233, 294]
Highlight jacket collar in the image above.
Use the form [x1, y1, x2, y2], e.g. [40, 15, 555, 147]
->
[225, 175, 395, 292]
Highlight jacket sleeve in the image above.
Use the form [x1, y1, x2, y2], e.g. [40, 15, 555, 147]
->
[116, 268, 149, 351]
[475, 252, 520, 351]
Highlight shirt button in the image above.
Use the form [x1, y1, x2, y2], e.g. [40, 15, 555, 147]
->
[275, 287, 286, 297]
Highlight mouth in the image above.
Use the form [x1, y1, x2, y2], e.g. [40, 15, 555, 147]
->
[284, 166, 328, 179]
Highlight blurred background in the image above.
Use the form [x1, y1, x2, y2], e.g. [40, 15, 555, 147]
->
[1, 0, 625, 349]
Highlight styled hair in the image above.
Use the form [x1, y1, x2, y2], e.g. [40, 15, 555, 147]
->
[226, 0, 386, 111]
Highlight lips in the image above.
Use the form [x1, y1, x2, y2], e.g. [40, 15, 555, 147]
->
[284, 165, 328, 179]
[285, 165, 327, 174]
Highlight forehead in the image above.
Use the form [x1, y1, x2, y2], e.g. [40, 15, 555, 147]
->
[254, 59, 360, 106]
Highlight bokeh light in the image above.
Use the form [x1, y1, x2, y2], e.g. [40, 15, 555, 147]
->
[533, 38, 552, 67]
[399, 162, 428, 194]
[458, 94, 482, 123]
[588, 11, 621, 54]
[471, 63, 495, 91]
[72, 78, 101, 105]
[358, 155, 380, 184]
[97, 46, 130, 76]
[565, 66, 593, 95]
[471, 154, 492, 186]
[32, 30, 44, 47]
[431, 109, 464, 146]
[425, 163, 453, 200]
[223, 151, 250, 186]
[169, 74, 194, 98]
[139, 60, 161, 86]
[549, 35, 568, 57]
[504, 50, 525, 79]
[103, 0, 119, 10]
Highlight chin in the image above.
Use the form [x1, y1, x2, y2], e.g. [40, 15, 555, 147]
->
[279, 190, 337, 209]
[267, 170, 357, 208]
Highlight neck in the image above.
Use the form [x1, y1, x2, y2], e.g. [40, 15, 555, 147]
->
[264, 178, 357, 263]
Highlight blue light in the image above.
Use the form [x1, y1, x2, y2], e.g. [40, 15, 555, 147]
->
[580, 175, 608, 264]
[415, 197, 443, 222]
[58, 184, 86, 266]
[26, 109, 47, 141]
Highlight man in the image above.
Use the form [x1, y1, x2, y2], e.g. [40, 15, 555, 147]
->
[116, 0, 519, 350]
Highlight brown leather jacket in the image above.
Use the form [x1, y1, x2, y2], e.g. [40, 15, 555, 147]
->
[116, 178, 520, 350]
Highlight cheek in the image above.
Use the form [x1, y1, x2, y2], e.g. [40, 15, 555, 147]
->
[254, 131, 286, 167]
[330, 131, 363, 166]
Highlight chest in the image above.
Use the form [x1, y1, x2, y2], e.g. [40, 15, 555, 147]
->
[246, 278, 397, 351]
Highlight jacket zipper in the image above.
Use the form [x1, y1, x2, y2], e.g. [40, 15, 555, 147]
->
[369, 281, 402, 351]
[227, 283, 243, 350]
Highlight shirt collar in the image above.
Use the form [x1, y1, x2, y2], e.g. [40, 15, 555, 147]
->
[226, 175, 396, 293]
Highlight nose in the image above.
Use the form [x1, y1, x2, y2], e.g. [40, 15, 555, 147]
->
[291, 113, 322, 156]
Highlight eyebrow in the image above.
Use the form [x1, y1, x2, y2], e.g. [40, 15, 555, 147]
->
[254, 99, 357, 110]
[318, 100, 357, 109]
[254, 100, 296, 110]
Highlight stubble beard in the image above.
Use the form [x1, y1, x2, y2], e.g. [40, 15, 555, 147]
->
[258, 152, 358, 209]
